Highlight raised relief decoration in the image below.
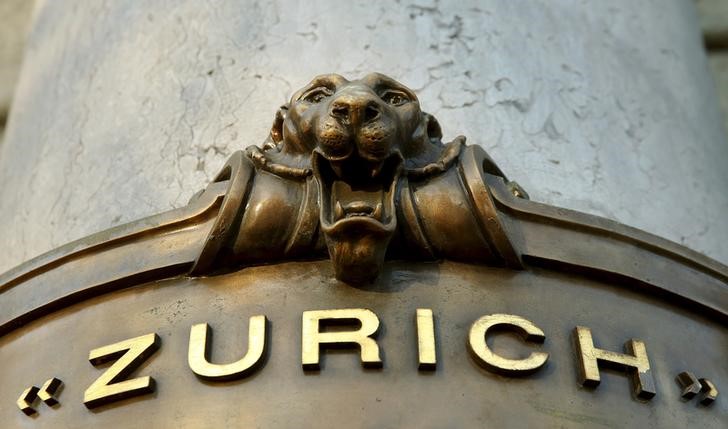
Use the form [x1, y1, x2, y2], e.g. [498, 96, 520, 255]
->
[2, 73, 725, 422]
[189, 73, 524, 284]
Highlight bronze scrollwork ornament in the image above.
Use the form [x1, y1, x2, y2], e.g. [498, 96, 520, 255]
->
[1, 72, 724, 332]
[190, 73, 526, 284]
[2, 73, 726, 425]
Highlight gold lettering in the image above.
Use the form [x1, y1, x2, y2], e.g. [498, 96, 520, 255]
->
[416, 308, 437, 370]
[468, 314, 548, 376]
[84, 333, 160, 409]
[301, 308, 382, 370]
[573, 326, 656, 399]
[188, 316, 267, 381]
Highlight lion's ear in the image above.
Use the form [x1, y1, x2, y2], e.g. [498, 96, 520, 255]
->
[423, 112, 443, 144]
[269, 104, 289, 144]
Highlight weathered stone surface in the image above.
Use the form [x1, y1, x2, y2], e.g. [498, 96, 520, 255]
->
[1, 0, 727, 273]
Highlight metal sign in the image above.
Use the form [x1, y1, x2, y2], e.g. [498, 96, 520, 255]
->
[0, 74, 725, 428]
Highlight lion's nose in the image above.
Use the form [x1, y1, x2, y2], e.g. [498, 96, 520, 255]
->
[330, 97, 380, 125]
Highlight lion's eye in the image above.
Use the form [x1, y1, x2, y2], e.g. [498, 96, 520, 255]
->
[382, 90, 410, 106]
[303, 87, 333, 104]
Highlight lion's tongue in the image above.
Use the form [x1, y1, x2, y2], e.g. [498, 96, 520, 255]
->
[331, 179, 384, 222]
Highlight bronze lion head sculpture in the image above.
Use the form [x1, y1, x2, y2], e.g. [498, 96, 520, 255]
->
[194, 73, 524, 284]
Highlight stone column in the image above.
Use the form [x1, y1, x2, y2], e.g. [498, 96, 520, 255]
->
[1, 0, 727, 273]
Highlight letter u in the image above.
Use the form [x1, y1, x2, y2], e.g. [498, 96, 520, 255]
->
[188, 316, 267, 381]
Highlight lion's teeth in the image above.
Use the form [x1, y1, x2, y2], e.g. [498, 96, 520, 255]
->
[331, 163, 345, 179]
[373, 202, 383, 220]
[335, 201, 344, 220]
[370, 161, 385, 178]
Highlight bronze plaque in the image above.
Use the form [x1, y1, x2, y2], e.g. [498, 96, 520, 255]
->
[1, 74, 725, 428]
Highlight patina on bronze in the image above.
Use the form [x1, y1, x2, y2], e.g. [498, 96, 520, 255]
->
[192, 73, 523, 284]
[0, 74, 726, 428]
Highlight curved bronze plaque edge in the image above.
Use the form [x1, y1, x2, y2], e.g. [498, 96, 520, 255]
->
[486, 175, 728, 321]
[0, 181, 226, 336]
[0, 171, 726, 338]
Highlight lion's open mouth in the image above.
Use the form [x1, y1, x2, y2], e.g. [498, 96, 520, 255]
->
[312, 150, 402, 233]
[312, 150, 402, 284]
